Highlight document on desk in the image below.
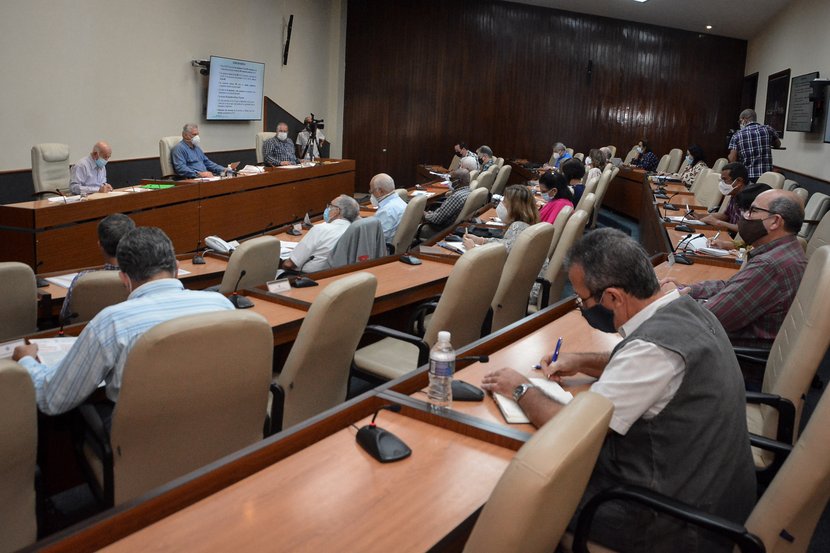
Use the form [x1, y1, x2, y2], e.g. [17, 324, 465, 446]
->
[45, 273, 79, 288]
[28, 337, 79, 367]
[666, 216, 705, 225]
[237, 165, 265, 175]
[47, 195, 82, 204]
[410, 191, 436, 198]
[493, 378, 573, 424]
[437, 241, 466, 255]
[177, 268, 191, 276]
[273, 164, 303, 169]
[0, 339, 26, 360]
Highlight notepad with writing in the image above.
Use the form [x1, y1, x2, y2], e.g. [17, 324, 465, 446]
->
[493, 378, 573, 424]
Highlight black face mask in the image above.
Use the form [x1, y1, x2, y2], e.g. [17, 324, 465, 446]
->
[478, 156, 484, 164]
[580, 304, 617, 333]
[737, 217, 769, 245]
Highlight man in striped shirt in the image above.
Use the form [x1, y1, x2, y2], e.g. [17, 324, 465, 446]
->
[14, 227, 234, 416]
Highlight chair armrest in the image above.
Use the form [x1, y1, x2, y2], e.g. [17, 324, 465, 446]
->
[749, 432, 794, 456]
[734, 345, 772, 366]
[745, 391, 796, 445]
[408, 299, 440, 337]
[269, 382, 285, 436]
[535, 277, 551, 308]
[572, 485, 764, 553]
[364, 325, 431, 366]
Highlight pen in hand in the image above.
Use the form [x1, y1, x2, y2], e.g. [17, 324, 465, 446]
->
[532, 336, 563, 370]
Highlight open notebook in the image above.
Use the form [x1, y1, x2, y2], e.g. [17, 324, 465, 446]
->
[493, 378, 573, 424]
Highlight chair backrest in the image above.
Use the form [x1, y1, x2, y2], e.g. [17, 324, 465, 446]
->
[490, 223, 557, 332]
[574, 182, 597, 215]
[757, 171, 785, 189]
[540, 210, 589, 307]
[71, 271, 129, 323]
[159, 136, 181, 178]
[794, 187, 808, 205]
[0, 360, 38, 551]
[655, 154, 671, 174]
[711, 157, 728, 173]
[0, 262, 37, 341]
[689, 167, 711, 193]
[666, 148, 683, 174]
[694, 171, 724, 210]
[448, 155, 461, 171]
[546, 205, 574, 259]
[255, 132, 276, 164]
[327, 217, 386, 269]
[623, 147, 638, 164]
[469, 169, 481, 182]
[565, 147, 574, 156]
[496, 157, 505, 169]
[473, 170, 497, 192]
[799, 192, 830, 241]
[745, 371, 830, 553]
[277, 273, 377, 428]
[451, 187, 490, 227]
[395, 188, 409, 202]
[760, 246, 830, 445]
[218, 235, 281, 294]
[31, 143, 70, 194]
[575, 192, 596, 224]
[607, 145, 617, 157]
[573, 152, 584, 161]
[491, 164, 511, 196]
[391, 193, 428, 254]
[806, 210, 830, 260]
[783, 179, 799, 192]
[110, 310, 273, 505]
[590, 168, 615, 228]
[463, 392, 613, 553]
[425, 242, 507, 348]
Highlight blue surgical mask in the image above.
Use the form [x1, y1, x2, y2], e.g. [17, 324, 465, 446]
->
[323, 206, 331, 223]
[95, 157, 107, 169]
[686, 155, 693, 165]
[541, 192, 551, 202]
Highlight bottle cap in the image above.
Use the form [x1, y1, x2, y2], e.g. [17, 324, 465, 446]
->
[438, 331, 451, 343]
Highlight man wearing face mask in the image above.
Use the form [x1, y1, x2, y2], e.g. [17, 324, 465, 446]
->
[12, 227, 234, 418]
[263, 122, 298, 166]
[368, 173, 406, 245]
[476, 145, 495, 172]
[697, 162, 770, 233]
[70, 141, 114, 195]
[421, 168, 472, 237]
[171, 123, 225, 179]
[665, 190, 805, 363]
[282, 194, 359, 273]
[481, 228, 754, 551]
[540, 142, 571, 172]
[728, 108, 781, 182]
[453, 142, 478, 169]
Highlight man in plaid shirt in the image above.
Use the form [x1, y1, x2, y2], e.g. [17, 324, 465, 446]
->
[263, 122, 298, 166]
[423, 168, 472, 230]
[728, 108, 781, 182]
[661, 190, 806, 385]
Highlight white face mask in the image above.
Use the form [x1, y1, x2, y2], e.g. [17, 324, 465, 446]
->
[553, 152, 561, 160]
[585, 157, 592, 166]
[496, 201, 509, 221]
[718, 179, 735, 196]
[636, 146, 643, 154]
[277, 131, 288, 141]
[370, 194, 379, 207]
[190, 134, 201, 146]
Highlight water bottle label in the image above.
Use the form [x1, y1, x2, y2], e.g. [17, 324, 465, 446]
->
[431, 360, 454, 377]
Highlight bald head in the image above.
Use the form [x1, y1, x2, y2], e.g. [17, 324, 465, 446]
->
[92, 141, 111, 160]
[460, 156, 477, 171]
[760, 189, 804, 233]
[744, 189, 804, 247]
[369, 173, 395, 196]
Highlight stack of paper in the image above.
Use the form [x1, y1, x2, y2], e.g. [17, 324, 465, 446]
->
[45, 273, 79, 288]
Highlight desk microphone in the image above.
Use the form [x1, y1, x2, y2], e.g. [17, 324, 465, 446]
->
[35, 260, 49, 288]
[356, 404, 411, 463]
[192, 240, 206, 265]
[287, 216, 303, 236]
[229, 270, 254, 309]
[663, 191, 682, 212]
[58, 312, 78, 337]
[671, 233, 694, 265]
[302, 212, 313, 229]
[674, 208, 695, 233]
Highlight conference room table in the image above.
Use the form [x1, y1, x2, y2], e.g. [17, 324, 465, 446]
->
[0, 160, 355, 273]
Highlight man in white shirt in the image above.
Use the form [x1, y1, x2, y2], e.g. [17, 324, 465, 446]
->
[70, 141, 114, 195]
[282, 194, 359, 273]
[369, 173, 407, 245]
[296, 115, 326, 160]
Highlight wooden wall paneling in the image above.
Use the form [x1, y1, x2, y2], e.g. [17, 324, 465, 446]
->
[344, 0, 747, 190]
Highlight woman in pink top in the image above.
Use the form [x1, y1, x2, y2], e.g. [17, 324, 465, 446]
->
[538, 171, 574, 224]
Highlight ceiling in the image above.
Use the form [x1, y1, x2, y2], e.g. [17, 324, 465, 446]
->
[515, 0, 791, 40]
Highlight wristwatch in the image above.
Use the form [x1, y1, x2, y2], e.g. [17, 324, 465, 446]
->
[512, 383, 534, 402]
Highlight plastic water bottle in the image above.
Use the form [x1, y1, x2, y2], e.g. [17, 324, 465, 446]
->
[428, 331, 455, 409]
[736, 247, 747, 266]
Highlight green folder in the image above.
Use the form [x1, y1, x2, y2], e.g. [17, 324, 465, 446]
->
[141, 183, 176, 189]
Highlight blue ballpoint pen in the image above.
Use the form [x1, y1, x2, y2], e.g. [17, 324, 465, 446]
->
[533, 336, 564, 369]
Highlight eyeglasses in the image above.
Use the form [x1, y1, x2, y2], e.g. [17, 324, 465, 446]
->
[575, 289, 606, 311]
[741, 205, 778, 219]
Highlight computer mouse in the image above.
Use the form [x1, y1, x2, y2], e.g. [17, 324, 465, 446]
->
[291, 276, 319, 288]
[399, 255, 422, 265]
[452, 380, 484, 402]
[356, 425, 412, 463]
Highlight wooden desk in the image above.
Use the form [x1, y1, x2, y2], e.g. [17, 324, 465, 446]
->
[602, 165, 647, 220]
[0, 161, 355, 272]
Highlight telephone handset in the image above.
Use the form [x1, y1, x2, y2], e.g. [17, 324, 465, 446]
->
[205, 236, 240, 255]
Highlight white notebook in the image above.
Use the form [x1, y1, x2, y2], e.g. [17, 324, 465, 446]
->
[493, 378, 573, 424]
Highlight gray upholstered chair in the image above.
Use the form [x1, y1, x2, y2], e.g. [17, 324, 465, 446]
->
[70, 271, 129, 323]
[448, 155, 461, 171]
[390, 193, 427, 254]
[0, 360, 38, 552]
[546, 205, 574, 260]
[159, 136, 182, 178]
[536, 210, 589, 308]
[327, 218, 386, 269]
[574, 192, 596, 227]
[271, 272, 377, 431]
[76, 310, 273, 507]
[711, 157, 728, 173]
[491, 164, 512, 196]
[623, 147, 638, 164]
[0, 262, 37, 341]
[783, 178, 799, 192]
[463, 392, 613, 553]
[353, 242, 507, 381]
[590, 167, 617, 228]
[31, 143, 70, 194]
[489, 223, 556, 332]
[218, 235, 281, 294]
[693, 171, 724, 210]
[799, 192, 830, 242]
[472, 170, 497, 193]
[255, 132, 276, 164]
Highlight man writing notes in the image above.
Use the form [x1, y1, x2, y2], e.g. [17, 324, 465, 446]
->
[368, 173, 407, 245]
[13, 227, 234, 416]
[282, 194, 359, 273]
[171, 123, 225, 178]
[70, 141, 113, 195]
[263, 122, 298, 166]
[481, 229, 754, 552]
[728, 108, 781, 182]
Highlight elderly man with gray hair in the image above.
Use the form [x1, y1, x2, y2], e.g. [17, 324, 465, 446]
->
[368, 173, 407, 244]
[728, 108, 781, 182]
[541, 142, 572, 172]
[283, 194, 360, 273]
[171, 123, 226, 179]
[476, 145, 495, 172]
[70, 141, 114, 195]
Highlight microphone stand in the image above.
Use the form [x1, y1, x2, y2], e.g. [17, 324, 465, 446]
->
[229, 270, 254, 309]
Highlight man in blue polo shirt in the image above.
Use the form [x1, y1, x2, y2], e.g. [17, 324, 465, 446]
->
[171, 123, 225, 179]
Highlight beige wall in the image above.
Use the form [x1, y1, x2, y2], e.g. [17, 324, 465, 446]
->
[0, 0, 346, 171]
[746, 0, 830, 181]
